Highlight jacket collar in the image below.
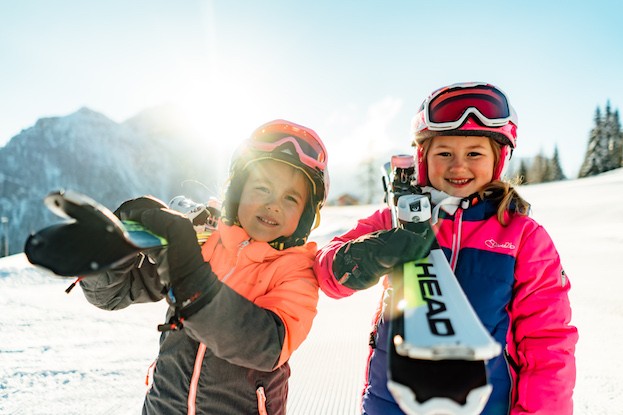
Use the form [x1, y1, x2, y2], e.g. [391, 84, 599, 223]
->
[210, 219, 316, 263]
[420, 186, 481, 224]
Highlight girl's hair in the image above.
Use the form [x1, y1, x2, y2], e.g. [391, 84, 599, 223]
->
[484, 140, 530, 225]
[480, 180, 530, 225]
[419, 137, 530, 226]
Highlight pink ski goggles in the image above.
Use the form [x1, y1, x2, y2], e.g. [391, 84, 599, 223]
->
[420, 83, 517, 132]
[249, 120, 328, 172]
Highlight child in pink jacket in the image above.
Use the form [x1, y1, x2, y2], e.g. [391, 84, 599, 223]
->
[314, 82, 578, 414]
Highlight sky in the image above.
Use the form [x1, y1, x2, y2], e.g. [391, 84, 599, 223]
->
[2, 169, 623, 413]
[1, 0, 622, 178]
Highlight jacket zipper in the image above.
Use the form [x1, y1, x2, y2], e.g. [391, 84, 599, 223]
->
[185, 240, 251, 414]
[449, 209, 463, 271]
[256, 385, 268, 415]
[187, 343, 207, 415]
[221, 239, 250, 283]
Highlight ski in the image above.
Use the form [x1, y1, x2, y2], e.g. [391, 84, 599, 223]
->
[382, 155, 501, 415]
[25, 190, 219, 277]
[25, 190, 167, 277]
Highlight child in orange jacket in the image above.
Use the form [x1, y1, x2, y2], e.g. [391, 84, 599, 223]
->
[81, 119, 329, 414]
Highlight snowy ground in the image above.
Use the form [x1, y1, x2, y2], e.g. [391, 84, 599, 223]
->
[1, 169, 623, 414]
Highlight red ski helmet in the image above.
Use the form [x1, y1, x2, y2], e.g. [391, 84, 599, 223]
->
[411, 82, 518, 186]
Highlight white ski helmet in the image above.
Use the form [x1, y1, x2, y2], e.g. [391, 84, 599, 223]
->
[411, 82, 518, 186]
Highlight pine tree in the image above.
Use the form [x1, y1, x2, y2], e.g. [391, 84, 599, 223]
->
[579, 107, 604, 177]
[608, 107, 623, 168]
[603, 102, 619, 172]
[547, 145, 566, 181]
[529, 151, 550, 183]
[517, 159, 529, 184]
[579, 103, 623, 177]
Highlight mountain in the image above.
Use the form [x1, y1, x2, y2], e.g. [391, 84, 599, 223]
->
[0, 107, 220, 255]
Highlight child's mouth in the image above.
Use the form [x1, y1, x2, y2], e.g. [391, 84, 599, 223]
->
[258, 216, 278, 226]
[446, 178, 472, 186]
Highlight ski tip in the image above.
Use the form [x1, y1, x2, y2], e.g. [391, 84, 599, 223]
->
[44, 189, 125, 231]
[44, 189, 97, 214]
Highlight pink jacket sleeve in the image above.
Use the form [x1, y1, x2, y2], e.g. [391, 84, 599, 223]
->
[313, 208, 393, 298]
[509, 223, 578, 414]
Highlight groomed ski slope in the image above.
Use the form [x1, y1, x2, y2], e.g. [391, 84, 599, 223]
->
[1, 169, 622, 414]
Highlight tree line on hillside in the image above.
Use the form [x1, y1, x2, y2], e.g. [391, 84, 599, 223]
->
[514, 146, 566, 184]
[353, 101, 622, 203]
[517, 101, 622, 184]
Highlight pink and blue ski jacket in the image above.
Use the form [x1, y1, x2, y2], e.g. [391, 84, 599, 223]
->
[314, 197, 578, 414]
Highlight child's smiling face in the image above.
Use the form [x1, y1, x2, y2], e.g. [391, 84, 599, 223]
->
[237, 159, 309, 243]
[426, 135, 496, 197]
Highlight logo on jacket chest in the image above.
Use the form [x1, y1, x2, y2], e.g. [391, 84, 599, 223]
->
[484, 239, 516, 250]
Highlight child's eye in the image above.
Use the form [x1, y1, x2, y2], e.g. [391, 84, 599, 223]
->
[468, 151, 483, 157]
[285, 195, 300, 204]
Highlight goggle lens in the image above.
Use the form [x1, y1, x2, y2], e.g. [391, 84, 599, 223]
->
[427, 85, 512, 126]
[254, 132, 325, 164]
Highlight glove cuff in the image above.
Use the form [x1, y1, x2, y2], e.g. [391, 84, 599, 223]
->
[167, 262, 221, 316]
[333, 244, 377, 290]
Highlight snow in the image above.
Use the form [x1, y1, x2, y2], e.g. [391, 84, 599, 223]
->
[2, 170, 623, 414]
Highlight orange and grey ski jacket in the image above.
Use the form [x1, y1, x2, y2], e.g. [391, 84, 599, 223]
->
[81, 220, 319, 414]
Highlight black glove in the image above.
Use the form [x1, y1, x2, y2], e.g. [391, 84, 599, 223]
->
[113, 195, 169, 221]
[333, 227, 434, 290]
[125, 207, 221, 318]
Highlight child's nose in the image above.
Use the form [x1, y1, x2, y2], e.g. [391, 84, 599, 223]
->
[449, 157, 466, 169]
[265, 198, 281, 212]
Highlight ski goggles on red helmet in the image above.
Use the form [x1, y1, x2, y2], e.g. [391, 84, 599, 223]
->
[248, 119, 328, 172]
[415, 82, 518, 145]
